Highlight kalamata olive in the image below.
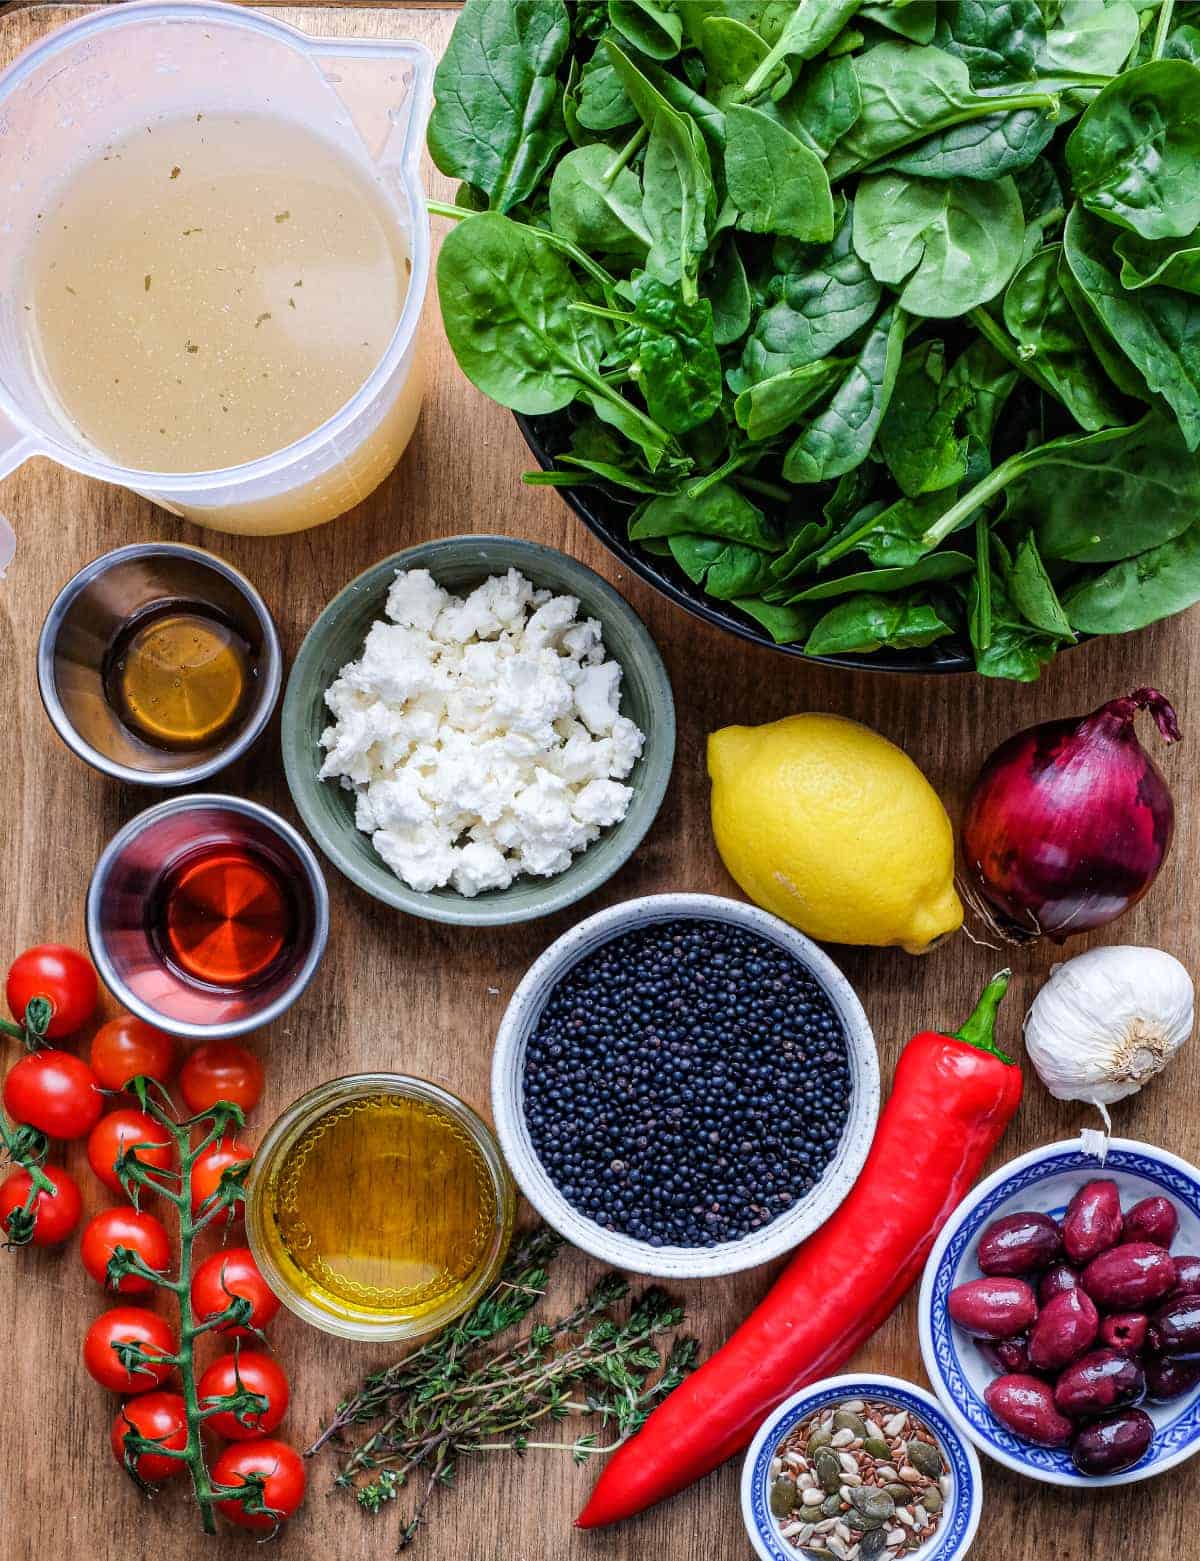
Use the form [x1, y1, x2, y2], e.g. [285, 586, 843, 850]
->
[1099, 1312, 1149, 1356]
[1121, 1196, 1179, 1250]
[977, 1211, 1061, 1276]
[1147, 1295, 1200, 1358]
[1145, 1353, 1200, 1402]
[984, 1374, 1073, 1447]
[1170, 1255, 1200, 1299]
[1039, 1264, 1081, 1305]
[1070, 1408, 1154, 1476]
[977, 1335, 1032, 1375]
[1054, 1348, 1145, 1418]
[1063, 1180, 1124, 1266]
[1028, 1288, 1099, 1372]
[1081, 1243, 1177, 1311]
[948, 1277, 1038, 1340]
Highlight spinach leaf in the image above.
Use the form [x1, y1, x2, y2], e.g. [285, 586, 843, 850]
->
[934, 0, 1047, 86]
[1063, 203, 1200, 448]
[1057, 249, 1151, 400]
[708, 236, 753, 344]
[724, 105, 835, 241]
[787, 551, 974, 601]
[969, 567, 1061, 681]
[732, 596, 817, 643]
[1116, 229, 1200, 294]
[783, 304, 906, 483]
[826, 43, 1058, 178]
[947, 337, 1019, 453]
[1001, 245, 1127, 430]
[549, 144, 652, 256]
[700, 16, 774, 100]
[737, 0, 863, 101]
[734, 358, 848, 440]
[877, 341, 974, 496]
[428, 0, 571, 212]
[669, 534, 776, 597]
[860, 2, 939, 46]
[1064, 522, 1200, 633]
[1036, 0, 1140, 76]
[608, 0, 683, 59]
[1009, 531, 1075, 636]
[805, 593, 953, 655]
[608, 276, 724, 433]
[1164, 23, 1200, 65]
[770, 57, 862, 159]
[437, 213, 670, 467]
[642, 106, 714, 296]
[1067, 61, 1200, 241]
[577, 50, 638, 131]
[879, 107, 1057, 182]
[631, 481, 776, 547]
[732, 203, 881, 387]
[842, 491, 958, 567]
[1017, 413, 1200, 562]
[853, 172, 1025, 317]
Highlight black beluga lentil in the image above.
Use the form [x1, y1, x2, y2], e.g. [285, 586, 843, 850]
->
[522, 918, 852, 1248]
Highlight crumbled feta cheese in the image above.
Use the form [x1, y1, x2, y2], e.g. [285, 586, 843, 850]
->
[319, 569, 647, 897]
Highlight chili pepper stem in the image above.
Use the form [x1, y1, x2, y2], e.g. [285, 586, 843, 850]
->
[952, 969, 1014, 1064]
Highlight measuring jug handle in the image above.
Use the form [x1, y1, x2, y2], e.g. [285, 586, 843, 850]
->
[0, 412, 34, 579]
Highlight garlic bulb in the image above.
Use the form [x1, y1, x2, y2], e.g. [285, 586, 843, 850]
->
[1023, 946, 1193, 1116]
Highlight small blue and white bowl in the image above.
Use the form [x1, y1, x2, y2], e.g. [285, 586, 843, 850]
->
[741, 1374, 983, 1561]
[920, 1136, 1200, 1488]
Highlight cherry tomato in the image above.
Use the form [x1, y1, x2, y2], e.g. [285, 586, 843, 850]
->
[90, 1016, 177, 1092]
[191, 1247, 280, 1337]
[87, 1108, 176, 1196]
[85, 1305, 177, 1394]
[199, 1350, 290, 1440]
[213, 1439, 306, 1530]
[0, 1164, 82, 1246]
[110, 1391, 188, 1482]
[190, 1138, 253, 1220]
[81, 1207, 171, 1294]
[6, 944, 98, 1038]
[180, 1042, 264, 1115]
[3, 1049, 103, 1139]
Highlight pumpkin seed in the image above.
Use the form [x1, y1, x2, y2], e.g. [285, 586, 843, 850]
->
[850, 1487, 895, 1524]
[906, 1440, 943, 1480]
[770, 1476, 797, 1518]
[863, 1437, 892, 1460]
[822, 1493, 844, 1518]
[816, 1449, 844, 1493]
[808, 1425, 833, 1453]
[921, 1486, 943, 1512]
[833, 1409, 869, 1440]
[860, 1529, 888, 1561]
[884, 1484, 912, 1503]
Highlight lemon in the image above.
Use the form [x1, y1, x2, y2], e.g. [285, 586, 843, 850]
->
[707, 714, 962, 954]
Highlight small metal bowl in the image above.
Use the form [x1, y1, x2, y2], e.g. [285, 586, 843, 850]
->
[741, 1374, 983, 1561]
[38, 542, 282, 786]
[492, 893, 879, 1280]
[86, 793, 329, 1040]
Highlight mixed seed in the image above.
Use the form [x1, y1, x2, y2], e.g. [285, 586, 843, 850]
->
[768, 1400, 949, 1560]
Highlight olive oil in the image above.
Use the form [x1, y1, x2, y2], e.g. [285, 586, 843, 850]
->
[104, 599, 254, 751]
[262, 1091, 500, 1327]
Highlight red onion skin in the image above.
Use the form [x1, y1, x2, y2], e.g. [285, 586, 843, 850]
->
[962, 689, 1179, 943]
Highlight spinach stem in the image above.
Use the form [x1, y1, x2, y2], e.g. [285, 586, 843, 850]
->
[920, 450, 1028, 549]
[1153, 0, 1178, 60]
[427, 200, 619, 295]
[967, 308, 1060, 403]
[733, 474, 791, 503]
[603, 126, 647, 186]
[687, 450, 754, 499]
[974, 515, 994, 652]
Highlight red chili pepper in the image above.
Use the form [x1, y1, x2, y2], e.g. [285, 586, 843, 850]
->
[577, 970, 1022, 1529]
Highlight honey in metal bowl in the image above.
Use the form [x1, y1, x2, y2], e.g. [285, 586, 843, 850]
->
[247, 1075, 514, 1341]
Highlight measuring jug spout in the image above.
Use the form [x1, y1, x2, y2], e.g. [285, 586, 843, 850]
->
[309, 38, 434, 171]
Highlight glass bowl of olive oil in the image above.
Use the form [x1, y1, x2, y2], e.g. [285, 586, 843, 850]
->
[246, 1075, 515, 1342]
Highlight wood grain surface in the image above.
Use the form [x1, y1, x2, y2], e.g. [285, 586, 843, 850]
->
[1, 6, 1198, 1560]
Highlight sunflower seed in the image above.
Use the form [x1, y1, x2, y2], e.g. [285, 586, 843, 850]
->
[839, 1452, 860, 1475]
[801, 1488, 825, 1507]
[832, 1428, 857, 1448]
[883, 1413, 908, 1437]
[886, 1530, 906, 1548]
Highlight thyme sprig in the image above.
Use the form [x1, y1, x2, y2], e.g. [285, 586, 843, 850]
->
[309, 1226, 699, 1550]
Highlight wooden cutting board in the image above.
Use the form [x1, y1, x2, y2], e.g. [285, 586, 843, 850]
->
[1, 5, 1198, 1560]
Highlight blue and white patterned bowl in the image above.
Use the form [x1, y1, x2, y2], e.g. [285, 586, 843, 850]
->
[919, 1136, 1200, 1488]
[741, 1374, 983, 1561]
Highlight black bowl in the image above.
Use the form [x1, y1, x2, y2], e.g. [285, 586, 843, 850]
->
[516, 411, 973, 674]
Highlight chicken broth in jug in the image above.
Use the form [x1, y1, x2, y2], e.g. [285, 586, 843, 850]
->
[23, 112, 410, 474]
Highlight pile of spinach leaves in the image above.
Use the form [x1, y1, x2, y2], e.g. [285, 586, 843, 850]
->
[429, 0, 1200, 678]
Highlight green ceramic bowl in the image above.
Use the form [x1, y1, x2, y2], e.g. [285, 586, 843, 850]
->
[281, 536, 676, 926]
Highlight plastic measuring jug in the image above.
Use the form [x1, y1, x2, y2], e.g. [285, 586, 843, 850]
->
[0, 1, 432, 539]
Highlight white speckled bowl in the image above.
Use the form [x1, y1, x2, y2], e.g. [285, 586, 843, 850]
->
[491, 893, 880, 1279]
[742, 1375, 983, 1561]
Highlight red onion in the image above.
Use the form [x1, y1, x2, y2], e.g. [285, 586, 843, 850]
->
[962, 688, 1180, 943]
